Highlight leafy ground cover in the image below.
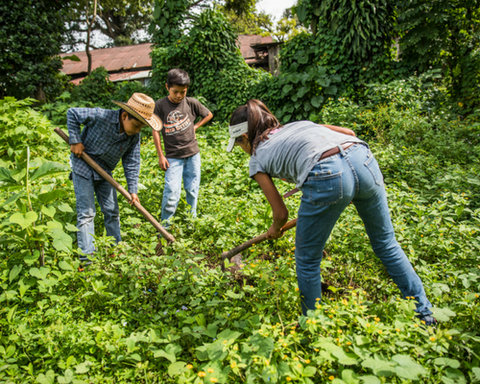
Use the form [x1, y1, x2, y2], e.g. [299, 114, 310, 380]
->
[1, 95, 480, 383]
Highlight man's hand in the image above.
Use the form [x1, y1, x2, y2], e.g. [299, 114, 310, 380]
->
[129, 193, 139, 205]
[266, 224, 284, 239]
[70, 143, 85, 157]
[158, 156, 170, 171]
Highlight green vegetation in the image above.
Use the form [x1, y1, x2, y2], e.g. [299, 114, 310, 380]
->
[1, 74, 480, 382]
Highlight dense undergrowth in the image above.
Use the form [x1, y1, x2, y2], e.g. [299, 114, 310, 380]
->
[1, 91, 480, 383]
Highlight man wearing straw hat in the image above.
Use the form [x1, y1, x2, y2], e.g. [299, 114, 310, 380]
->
[67, 93, 162, 262]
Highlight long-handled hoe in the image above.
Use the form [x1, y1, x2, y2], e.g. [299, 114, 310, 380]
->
[221, 218, 297, 261]
[54, 128, 175, 251]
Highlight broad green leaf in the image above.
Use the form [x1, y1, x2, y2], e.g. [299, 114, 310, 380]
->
[36, 370, 55, 384]
[74, 361, 93, 374]
[434, 358, 460, 369]
[30, 267, 50, 280]
[311, 95, 324, 108]
[359, 376, 381, 384]
[332, 349, 359, 365]
[342, 369, 360, 384]
[0, 167, 15, 182]
[58, 261, 74, 271]
[9, 264, 22, 283]
[392, 355, 426, 380]
[7, 305, 18, 323]
[205, 324, 218, 338]
[1, 192, 24, 207]
[41, 206, 56, 218]
[216, 329, 241, 342]
[30, 161, 69, 181]
[57, 203, 74, 213]
[362, 356, 395, 377]
[472, 367, 480, 381]
[10, 211, 38, 229]
[282, 84, 293, 95]
[303, 366, 316, 377]
[431, 307, 456, 322]
[38, 189, 67, 204]
[24, 251, 41, 265]
[65, 223, 79, 232]
[168, 361, 187, 377]
[49, 228, 73, 252]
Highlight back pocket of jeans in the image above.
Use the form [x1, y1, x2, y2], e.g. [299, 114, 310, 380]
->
[304, 172, 343, 206]
[364, 155, 384, 186]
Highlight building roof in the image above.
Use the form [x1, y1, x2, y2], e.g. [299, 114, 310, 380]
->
[60, 43, 152, 77]
[60, 36, 277, 79]
[237, 35, 273, 59]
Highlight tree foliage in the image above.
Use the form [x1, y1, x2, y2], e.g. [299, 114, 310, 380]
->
[64, 0, 154, 51]
[150, 9, 270, 121]
[0, 0, 67, 101]
[396, 0, 480, 110]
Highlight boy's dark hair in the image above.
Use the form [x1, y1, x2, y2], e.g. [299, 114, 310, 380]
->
[167, 69, 190, 88]
[121, 109, 141, 122]
[230, 99, 281, 154]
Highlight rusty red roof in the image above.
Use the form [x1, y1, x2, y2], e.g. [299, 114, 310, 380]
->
[60, 36, 275, 77]
[60, 43, 152, 76]
[237, 35, 273, 59]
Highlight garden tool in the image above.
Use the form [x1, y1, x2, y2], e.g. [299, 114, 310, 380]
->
[221, 218, 297, 261]
[54, 128, 175, 246]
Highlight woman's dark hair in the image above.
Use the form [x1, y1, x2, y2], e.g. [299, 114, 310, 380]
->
[167, 68, 191, 88]
[229, 99, 281, 154]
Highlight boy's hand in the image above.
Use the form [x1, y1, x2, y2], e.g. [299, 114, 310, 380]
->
[129, 193, 139, 205]
[71, 143, 85, 157]
[158, 156, 169, 171]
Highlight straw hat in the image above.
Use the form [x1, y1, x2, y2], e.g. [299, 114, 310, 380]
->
[111, 93, 162, 131]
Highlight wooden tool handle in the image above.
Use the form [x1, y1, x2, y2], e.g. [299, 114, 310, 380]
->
[221, 218, 297, 260]
[54, 128, 175, 243]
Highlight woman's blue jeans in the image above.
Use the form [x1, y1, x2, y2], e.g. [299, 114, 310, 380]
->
[296, 144, 432, 317]
[161, 153, 201, 227]
[72, 172, 121, 258]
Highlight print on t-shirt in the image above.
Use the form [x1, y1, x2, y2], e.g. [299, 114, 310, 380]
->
[164, 110, 191, 135]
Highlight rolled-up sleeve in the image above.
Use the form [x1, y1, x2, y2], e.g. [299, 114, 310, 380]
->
[122, 137, 141, 194]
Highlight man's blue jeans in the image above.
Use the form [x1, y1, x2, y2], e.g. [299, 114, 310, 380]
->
[72, 172, 121, 257]
[161, 153, 201, 227]
[296, 144, 432, 317]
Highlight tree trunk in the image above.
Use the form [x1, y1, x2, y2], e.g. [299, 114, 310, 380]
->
[86, 0, 97, 75]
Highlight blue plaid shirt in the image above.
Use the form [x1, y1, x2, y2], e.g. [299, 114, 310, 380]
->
[67, 108, 141, 194]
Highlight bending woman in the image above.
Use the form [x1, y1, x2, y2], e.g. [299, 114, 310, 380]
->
[226, 99, 435, 325]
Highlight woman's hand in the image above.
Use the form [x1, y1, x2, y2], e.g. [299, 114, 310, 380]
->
[266, 224, 284, 239]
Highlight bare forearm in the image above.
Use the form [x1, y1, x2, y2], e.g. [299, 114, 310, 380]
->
[194, 112, 213, 130]
[152, 130, 165, 158]
[323, 124, 356, 137]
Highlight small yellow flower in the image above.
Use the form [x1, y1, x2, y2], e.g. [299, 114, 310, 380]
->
[366, 323, 370, 327]
[231, 361, 237, 368]
[286, 377, 292, 382]
[449, 336, 452, 340]
[396, 328, 401, 332]
[306, 319, 311, 324]
[208, 368, 214, 373]
[259, 329, 263, 334]
[314, 348, 319, 352]
[293, 356, 299, 361]
[414, 324, 419, 328]
[265, 360, 270, 366]
[346, 342, 351, 345]
[378, 330, 383, 334]
[337, 329, 343, 333]
[312, 319, 317, 324]
[297, 364, 302, 368]
[223, 340, 227, 344]
[305, 359, 310, 364]
[198, 371, 206, 377]
[316, 297, 320, 301]
[329, 376, 335, 381]
[282, 343, 288, 347]
[254, 358, 257, 362]
[295, 287, 299, 291]
[430, 337, 436, 342]
[374, 317, 380, 322]
[187, 364, 193, 369]
[210, 378, 218, 383]
[283, 355, 288, 359]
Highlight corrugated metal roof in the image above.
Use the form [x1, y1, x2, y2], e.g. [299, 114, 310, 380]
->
[60, 43, 152, 76]
[60, 36, 276, 77]
[237, 35, 273, 59]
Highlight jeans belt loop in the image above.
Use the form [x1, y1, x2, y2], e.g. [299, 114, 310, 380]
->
[319, 142, 355, 161]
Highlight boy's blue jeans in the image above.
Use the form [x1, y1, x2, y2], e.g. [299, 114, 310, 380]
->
[161, 153, 201, 227]
[296, 144, 432, 317]
[72, 172, 121, 257]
